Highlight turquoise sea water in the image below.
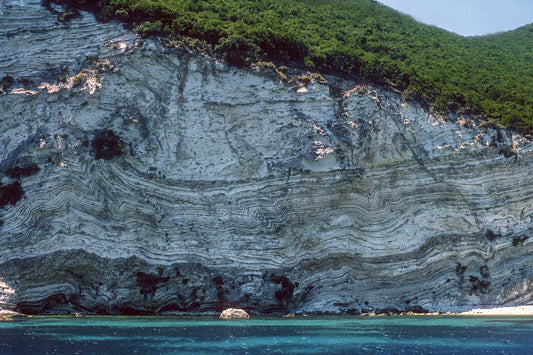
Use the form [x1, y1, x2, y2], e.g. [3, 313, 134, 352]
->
[1, 316, 532, 354]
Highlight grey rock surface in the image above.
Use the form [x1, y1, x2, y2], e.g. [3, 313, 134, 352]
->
[0, 1, 532, 315]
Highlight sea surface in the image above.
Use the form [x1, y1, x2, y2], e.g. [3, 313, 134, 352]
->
[1, 315, 533, 354]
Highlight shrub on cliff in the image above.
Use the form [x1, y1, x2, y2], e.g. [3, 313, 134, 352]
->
[215, 35, 262, 68]
[71, 73, 85, 87]
[55, 0, 533, 132]
[1, 75, 14, 93]
[136, 20, 171, 38]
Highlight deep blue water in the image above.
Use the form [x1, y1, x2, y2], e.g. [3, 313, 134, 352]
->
[1, 316, 532, 354]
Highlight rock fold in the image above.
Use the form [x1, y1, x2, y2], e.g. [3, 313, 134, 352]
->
[0, 1, 532, 315]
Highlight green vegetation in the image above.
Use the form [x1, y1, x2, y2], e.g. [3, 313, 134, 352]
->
[1, 75, 14, 93]
[71, 73, 85, 87]
[55, 0, 533, 131]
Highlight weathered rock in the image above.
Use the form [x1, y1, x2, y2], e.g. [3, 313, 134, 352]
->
[0, 282, 16, 310]
[0, 1, 532, 315]
[219, 308, 250, 319]
[0, 309, 26, 321]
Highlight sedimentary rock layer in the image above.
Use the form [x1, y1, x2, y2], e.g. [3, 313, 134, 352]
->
[0, 1, 532, 314]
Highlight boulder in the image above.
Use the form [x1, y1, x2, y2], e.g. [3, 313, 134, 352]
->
[219, 308, 250, 319]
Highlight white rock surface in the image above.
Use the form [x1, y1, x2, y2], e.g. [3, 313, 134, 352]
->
[461, 305, 533, 316]
[0, 1, 531, 315]
[219, 308, 250, 319]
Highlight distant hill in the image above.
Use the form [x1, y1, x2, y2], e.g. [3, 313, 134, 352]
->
[53, 0, 533, 132]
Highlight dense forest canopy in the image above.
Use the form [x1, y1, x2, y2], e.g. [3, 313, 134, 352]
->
[53, 0, 533, 132]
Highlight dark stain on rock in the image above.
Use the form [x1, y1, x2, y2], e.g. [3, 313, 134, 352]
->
[499, 147, 516, 158]
[378, 306, 402, 314]
[18, 293, 69, 314]
[272, 275, 297, 303]
[513, 236, 528, 247]
[0, 181, 24, 208]
[136, 272, 170, 300]
[480, 265, 490, 279]
[212, 275, 227, 309]
[485, 229, 500, 242]
[91, 130, 125, 160]
[469, 265, 491, 295]
[455, 263, 467, 285]
[469, 276, 491, 294]
[5, 164, 40, 179]
[120, 305, 155, 315]
[405, 305, 428, 314]
[212, 276, 224, 286]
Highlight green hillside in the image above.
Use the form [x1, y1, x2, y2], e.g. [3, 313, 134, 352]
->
[55, 0, 533, 132]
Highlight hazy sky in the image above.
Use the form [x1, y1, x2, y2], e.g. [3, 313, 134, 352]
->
[378, 0, 533, 36]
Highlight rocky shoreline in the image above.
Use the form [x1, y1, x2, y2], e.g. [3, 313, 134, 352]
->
[3, 306, 533, 321]
[0, 309, 26, 321]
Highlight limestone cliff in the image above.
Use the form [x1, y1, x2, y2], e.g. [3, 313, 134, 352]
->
[0, 0, 532, 315]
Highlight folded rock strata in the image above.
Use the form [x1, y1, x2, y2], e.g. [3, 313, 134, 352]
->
[0, 1, 532, 315]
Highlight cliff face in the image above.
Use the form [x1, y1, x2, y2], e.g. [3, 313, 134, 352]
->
[1, 1, 532, 315]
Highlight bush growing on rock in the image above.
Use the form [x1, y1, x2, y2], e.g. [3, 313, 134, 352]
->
[58, 10, 78, 22]
[215, 35, 262, 68]
[114, 9, 129, 20]
[136, 20, 170, 38]
[71, 73, 85, 87]
[49, 0, 533, 132]
[1, 75, 14, 93]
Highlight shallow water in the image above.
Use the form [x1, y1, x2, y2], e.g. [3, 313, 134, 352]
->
[1, 316, 533, 354]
